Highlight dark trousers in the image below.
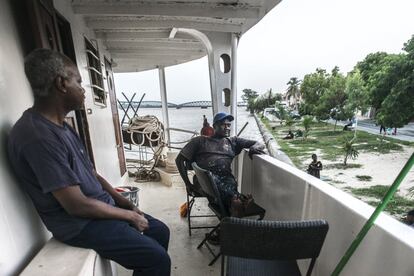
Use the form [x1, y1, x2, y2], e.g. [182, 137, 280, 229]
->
[64, 214, 170, 276]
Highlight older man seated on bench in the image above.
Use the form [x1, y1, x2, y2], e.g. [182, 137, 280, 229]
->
[8, 49, 170, 276]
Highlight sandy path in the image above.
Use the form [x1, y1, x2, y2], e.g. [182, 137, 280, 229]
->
[321, 146, 414, 197]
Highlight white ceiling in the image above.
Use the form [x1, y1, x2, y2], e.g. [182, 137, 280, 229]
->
[72, 0, 282, 72]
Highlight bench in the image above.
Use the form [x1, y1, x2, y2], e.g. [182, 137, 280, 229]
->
[20, 239, 115, 276]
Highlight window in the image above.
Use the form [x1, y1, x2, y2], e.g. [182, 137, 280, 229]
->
[222, 88, 231, 107]
[84, 37, 106, 106]
[219, 54, 231, 73]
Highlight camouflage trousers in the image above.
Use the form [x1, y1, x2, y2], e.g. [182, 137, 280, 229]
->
[211, 174, 240, 210]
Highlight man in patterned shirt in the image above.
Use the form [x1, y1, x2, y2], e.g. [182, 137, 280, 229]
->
[176, 112, 265, 215]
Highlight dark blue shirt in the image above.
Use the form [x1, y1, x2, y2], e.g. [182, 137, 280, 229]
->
[7, 109, 115, 241]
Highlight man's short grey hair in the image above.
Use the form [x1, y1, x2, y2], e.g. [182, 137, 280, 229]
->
[24, 49, 73, 97]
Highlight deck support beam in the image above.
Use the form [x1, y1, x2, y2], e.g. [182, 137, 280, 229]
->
[158, 67, 171, 146]
[73, 2, 261, 19]
[172, 29, 237, 122]
[230, 33, 239, 136]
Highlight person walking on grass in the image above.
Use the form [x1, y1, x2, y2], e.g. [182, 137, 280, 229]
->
[380, 125, 386, 135]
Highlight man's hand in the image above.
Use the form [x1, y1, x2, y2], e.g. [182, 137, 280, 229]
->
[248, 145, 265, 159]
[132, 206, 144, 215]
[52, 185, 144, 226]
[129, 211, 149, 232]
[94, 172, 143, 212]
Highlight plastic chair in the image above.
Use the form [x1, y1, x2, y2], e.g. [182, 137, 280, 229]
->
[192, 162, 265, 266]
[220, 217, 329, 276]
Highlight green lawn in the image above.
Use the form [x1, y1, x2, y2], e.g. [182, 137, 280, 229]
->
[261, 116, 414, 219]
[262, 117, 412, 169]
[348, 185, 414, 217]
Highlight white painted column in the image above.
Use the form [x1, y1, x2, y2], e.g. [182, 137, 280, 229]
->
[174, 28, 219, 115]
[158, 67, 171, 145]
[173, 29, 232, 116]
[230, 33, 239, 136]
[207, 50, 220, 115]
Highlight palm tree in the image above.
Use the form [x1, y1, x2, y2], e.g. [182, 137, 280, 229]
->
[302, 115, 313, 140]
[343, 137, 359, 165]
[286, 77, 301, 110]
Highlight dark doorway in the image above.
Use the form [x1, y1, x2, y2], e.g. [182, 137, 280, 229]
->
[55, 12, 95, 165]
[105, 58, 127, 176]
[25, 0, 95, 165]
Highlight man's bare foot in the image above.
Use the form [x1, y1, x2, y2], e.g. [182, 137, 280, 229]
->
[230, 195, 244, 217]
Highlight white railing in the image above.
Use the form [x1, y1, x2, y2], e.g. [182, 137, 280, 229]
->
[237, 151, 414, 276]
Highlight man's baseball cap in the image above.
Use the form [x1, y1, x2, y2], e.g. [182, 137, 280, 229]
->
[213, 112, 234, 125]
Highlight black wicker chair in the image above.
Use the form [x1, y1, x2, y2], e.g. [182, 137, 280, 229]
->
[192, 162, 265, 266]
[220, 217, 329, 276]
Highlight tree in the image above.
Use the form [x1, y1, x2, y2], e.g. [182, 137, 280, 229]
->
[300, 68, 329, 116]
[331, 65, 340, 76]
[274, 92, 283, 102]
[376, 35, 414, 127]
[322, 68, 353, 129]
[251, 89, 282, 113]
[302, 115, 313, 139]
[356, 52, 388, 85]
[275, 102, 288, 120]
[285, 116, 295, 132]
[242, 88, 259, 113]
[330, 66, 349, 125]
[344, 69, 370, 115]
[242, 88, 259, 102]
[376, 79, 414, 128]
[343, 137, 359, 165]
[286, 77, 301, 110]
[356, 52, 404, 112]
[302, 67, 353, 126]
[266, 88, 273, 107]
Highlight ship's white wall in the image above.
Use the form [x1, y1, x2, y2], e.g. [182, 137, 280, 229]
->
[0, 2, 50, 275]
[0, 1, 126, 274]
[54, 0, 126, 186]
[240, 152, 414, 276]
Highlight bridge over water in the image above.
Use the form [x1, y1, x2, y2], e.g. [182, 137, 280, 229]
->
[118, 100, 246, 109]
[177, 101, 211, 108]
[118, 101, 177, 109]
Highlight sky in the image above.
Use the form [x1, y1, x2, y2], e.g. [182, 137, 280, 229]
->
[113, 0, 414, 104]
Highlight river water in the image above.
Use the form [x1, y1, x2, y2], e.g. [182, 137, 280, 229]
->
[123, 107, 263, 148]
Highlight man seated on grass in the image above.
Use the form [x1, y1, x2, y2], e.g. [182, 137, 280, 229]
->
[283, 130, 294, 140]
[175, 112, 265, 217]
[8, 49, 170, 276]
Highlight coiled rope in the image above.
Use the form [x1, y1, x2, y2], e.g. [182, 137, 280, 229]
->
[125, 115, 165, 149]
[124, 116, 165, 183]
